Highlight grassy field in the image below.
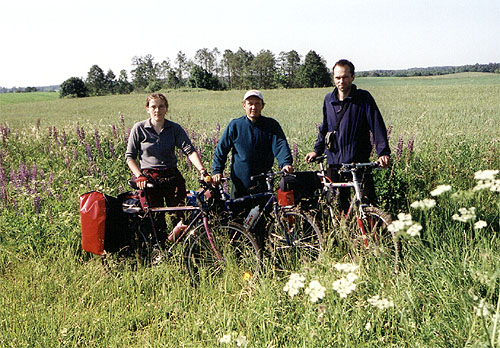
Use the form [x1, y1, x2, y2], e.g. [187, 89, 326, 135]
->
[0, 91, 59, 106]
[1, 73, 500, 347]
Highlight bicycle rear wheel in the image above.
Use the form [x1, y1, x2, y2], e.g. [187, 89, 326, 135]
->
[183, 222, 261, 284]
[268, 208, 324, 271]
[355, 206, 399, 270]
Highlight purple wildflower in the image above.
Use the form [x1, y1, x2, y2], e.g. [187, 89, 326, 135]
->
[94, 129, 102, 157]
[108, 141, 116, 158]
[65, 155, 71, 168]
[216, 122, 221, 134]
[407, 136, 414, 153]
[72, 148, 78, 161]
[48, 126, 53, 138]
[111, 124, 117, 138]
[396, 135, 404, 160]
[84, 142, 93, 162]
[48, 173, 54, 186]
[61, 130, 67, 146]
[36, 118, 41, 130]
[34, 196, 41, 214]
[12, 199, 18, 214]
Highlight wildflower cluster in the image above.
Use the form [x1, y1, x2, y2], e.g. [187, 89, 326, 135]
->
[388, 213, 422, 237]
[430, 184, 452, 196]
[452, 207, 476, 223]
[367, 295, 395, 310]
[473, 170, 500, 192]
[410, 198, 436, 210]
[332, 262, 360, 298]
[219, 333, 247, 347]
[283, 273, 326, 303]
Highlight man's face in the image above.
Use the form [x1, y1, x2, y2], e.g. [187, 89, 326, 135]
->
[333, 65, 355, 96]
[146, 98, 167, 122]
[242, 96, 264, 121]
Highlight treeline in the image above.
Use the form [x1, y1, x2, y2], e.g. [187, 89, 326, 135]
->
[59, 48, 333, 98]
[357, 62, 500, 77]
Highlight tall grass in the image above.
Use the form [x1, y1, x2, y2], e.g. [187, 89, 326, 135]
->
[0, 74, 499, 347]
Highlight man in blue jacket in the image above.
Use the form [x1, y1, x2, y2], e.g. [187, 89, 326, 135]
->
[305, 59, 390, 213]
[212, 90, 293, 199]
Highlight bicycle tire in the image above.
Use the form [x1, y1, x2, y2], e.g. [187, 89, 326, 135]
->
[354, 206, 399, 270]
[268, 207, 324, 271]
[183, 222, 261, 284]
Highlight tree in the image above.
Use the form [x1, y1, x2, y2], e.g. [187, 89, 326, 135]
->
[131, 54, 160, 90]
[60, 77, 88, 98]
[86, 65, 107, 96]
[175, 51, 189, 87]
[296, 50, 332, 88]
[105, 69, 117, 94]
[188, 65, 222, 90]
[277, 50, 301, 88]
[251, 49, 277, 89]
[117, 70, 133, 94]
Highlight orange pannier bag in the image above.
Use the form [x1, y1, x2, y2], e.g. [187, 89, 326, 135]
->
[80, 191, 107, 255]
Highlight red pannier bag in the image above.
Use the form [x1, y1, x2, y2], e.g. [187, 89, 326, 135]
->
[80, 191, 107, 255]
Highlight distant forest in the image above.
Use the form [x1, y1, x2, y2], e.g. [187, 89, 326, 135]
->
[1, 47, 498, 95]
[357, 62, 500, 77]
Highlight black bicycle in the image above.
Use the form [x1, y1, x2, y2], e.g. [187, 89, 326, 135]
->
[103, 179, 261, 283]
[213, 171, 324, 272]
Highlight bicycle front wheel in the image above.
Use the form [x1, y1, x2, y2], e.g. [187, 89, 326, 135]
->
[268, 208, 324, 271]
[183, 222, 261, 284]
[356, 206, 399, 270]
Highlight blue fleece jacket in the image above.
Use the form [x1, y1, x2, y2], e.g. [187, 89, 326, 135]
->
[314, 85, 391, 165]
[212, 115, 292, 197]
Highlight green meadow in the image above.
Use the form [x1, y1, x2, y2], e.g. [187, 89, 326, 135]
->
[1, 73, 500, 347]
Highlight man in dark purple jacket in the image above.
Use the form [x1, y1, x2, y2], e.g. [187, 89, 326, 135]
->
[305, 59, 390, 212]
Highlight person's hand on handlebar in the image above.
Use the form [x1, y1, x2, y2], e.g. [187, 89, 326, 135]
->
[211, 173, 223, 185]
[135, 175, 148, 190]
[377, 155, 390, 168]
[282, 165, 294, 173]
[304, 152, 318, 163]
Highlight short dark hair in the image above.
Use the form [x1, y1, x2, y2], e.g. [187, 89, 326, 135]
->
[146, 93, 169, 109]
[333, 59, 355, 76]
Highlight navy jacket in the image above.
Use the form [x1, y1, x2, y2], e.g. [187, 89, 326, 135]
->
[212, 115, 292, 197]
[314, 85, 390, 165]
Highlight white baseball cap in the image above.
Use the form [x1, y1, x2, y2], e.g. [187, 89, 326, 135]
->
[243, 90, 264, 103]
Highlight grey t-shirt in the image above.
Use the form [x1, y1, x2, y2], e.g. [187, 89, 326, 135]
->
[125, 119, 195, 169]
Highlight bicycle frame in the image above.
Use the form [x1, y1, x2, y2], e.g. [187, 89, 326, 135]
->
[136, 180, 223, 260]
[314, 157, 379, 248]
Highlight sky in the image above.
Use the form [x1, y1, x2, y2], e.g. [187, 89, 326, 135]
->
[1, 0, 499, 88]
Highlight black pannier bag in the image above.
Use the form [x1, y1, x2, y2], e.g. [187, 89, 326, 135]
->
[80, 191, 133, 255]
[278, 171, 322, 203]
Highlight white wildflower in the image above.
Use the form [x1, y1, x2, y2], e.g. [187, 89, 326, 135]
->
[430, 184, 452, 196]
[305, 280, 326, 303]
[452, 207, 476, 222]
[236, 335, 247, 347]
[333, 263, 359, 273]
[406, 223, 423, 237]
[410, 198, 436, 210]
[283, 273, 306, 298]
[219, 334, 231, 344]
[474, 298, 492, 317]
[474, 220, 487, 230]
[474, 170, 499, 181]
[332, 272, 358, 298]
[388, 213, 422, 237]
[365, 322, 372, 331]
[367, 295, 394, 310]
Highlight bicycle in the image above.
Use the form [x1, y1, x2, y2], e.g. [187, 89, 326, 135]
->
[103, 178, 261, 283]
[308, 155, 399, 269]
[213, 171, 324, 272]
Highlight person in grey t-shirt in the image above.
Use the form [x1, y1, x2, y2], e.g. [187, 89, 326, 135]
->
[125, 93, 209, 243]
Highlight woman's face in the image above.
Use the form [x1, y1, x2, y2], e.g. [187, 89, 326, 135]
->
[146, 98, 167, 122]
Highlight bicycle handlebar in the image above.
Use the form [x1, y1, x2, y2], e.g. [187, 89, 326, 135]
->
[250, 170, 291, 181]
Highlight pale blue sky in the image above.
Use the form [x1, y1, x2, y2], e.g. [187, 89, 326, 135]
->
[1, 0, 498, 87]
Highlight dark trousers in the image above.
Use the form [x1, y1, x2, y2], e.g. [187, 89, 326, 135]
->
[326, 167, 377, 215]
[143, 169, 186, 244]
